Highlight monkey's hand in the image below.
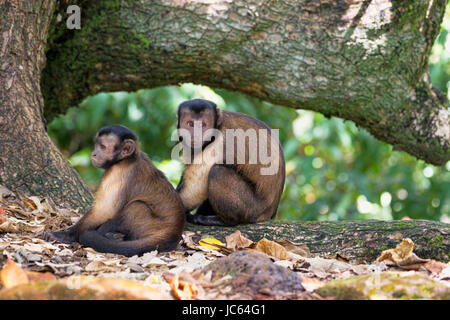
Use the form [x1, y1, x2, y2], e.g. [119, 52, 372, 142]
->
[42, 230, 77, 244]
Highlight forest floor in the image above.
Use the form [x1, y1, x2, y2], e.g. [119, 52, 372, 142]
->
[0, 186, 449, 300]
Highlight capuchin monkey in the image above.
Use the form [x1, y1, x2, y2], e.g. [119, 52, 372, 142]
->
[176, 99, 285, 226]
[44, 125, 185, 256]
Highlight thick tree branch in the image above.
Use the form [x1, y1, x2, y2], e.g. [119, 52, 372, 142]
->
[43, 0, 449, 165]
[186, 219, 450, 262]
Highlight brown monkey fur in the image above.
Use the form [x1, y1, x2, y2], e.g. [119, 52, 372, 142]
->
[44, 125, 185, 256]
[176, 99, 285, 226]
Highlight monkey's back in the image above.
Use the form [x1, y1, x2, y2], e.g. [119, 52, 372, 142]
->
[124, 152, 185, 245]
[220, 110, 286, 221]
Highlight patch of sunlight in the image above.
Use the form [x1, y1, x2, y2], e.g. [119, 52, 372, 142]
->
[179, 83, 226, 108]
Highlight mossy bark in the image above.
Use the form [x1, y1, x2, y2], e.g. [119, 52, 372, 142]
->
[185, 219, 450, 262]
[316, 272, 450, 300]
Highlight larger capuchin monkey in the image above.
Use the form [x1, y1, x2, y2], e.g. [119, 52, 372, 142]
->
[44, 125, 185, 256]
[176, 99, 285, 226]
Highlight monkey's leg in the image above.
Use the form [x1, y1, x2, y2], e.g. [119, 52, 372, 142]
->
[187, 199, 227, 225]
[96, 218, 123, 235]
[195, 200, 216, 215]
[79, 201, 179, 256]
[95, 218, 126, 241]
[189, 165, 262, 226]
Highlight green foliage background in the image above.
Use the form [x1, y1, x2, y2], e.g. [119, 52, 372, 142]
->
[48, 7, 450, 222]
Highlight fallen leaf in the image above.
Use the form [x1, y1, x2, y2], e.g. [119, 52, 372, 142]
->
[225, 230, 254, 251]
[0, 220, 19, 233]
[199, 238, 225, 250]
[25, 271, 57, 282]
[301, 276, 326, 292]
[0, 185, 14, 199]
[27, 196, 53, 213]
[85, 260, 122, 272]
[376, 238, 414, 262]
[0, 258, 29, 288]
[143, 257, 167, 267]
[183, 233, 202, 250]
[275, 239, 310, 258]
[376, 238, 429, 269]
[167, 273, 198, 300]
[19, 250, 42, 262]
[128, 251, 168, 267]
[252, 238, 290, 260]
[56, 248, 73, 256]
[325, 253, 349, 262]
[23, 242, 44, 253]
[439, 266, 450, 280]
[0, 276, 170, 300]
[20, 196, 37, 211]
[64, 276, 170, 299]
[182, 233, 226, 256]
[273, 260, 295, 269]
[423, 260, 447, 275]
[126, 263, 145, 273]
[294, 256, 383, 280]
[128, 251, 157, 264]
[6, 207, 32, 219]
[0, 207, 6, 224]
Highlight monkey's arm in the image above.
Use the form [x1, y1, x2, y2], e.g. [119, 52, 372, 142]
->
[42, 229, 77, 244]
[178, 162, 216, 211]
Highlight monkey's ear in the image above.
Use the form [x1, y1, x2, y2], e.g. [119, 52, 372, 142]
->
[120, 139, 136, 159]
[216, 108, 223, 127]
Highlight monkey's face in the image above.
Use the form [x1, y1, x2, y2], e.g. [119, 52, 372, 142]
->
[178, 110, 216, 148]
[91, 134, 121, 169]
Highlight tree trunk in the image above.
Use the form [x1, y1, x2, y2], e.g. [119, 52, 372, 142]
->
[185, 220, 450, 262]
[0, 0, 93, 210]
[0, 0, 448, 209]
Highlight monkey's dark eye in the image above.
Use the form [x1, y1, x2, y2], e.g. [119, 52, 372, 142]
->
[187, 121, 194, 127]
[100, 144, 106, 150]
[202, 122, 206, 127]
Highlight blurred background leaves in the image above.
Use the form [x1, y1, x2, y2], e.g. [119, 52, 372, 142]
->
[48, 6, 450, 222]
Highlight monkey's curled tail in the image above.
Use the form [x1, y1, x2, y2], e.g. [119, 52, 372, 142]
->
[79, 230, 180, 257]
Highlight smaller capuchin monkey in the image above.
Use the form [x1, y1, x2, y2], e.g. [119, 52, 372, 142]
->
[44, 125, 185, 257]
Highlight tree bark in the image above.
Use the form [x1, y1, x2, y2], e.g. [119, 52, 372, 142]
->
[0, 0, 448, 209]
[0, 0, 93, 210]
[185, 220, 450, 262]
